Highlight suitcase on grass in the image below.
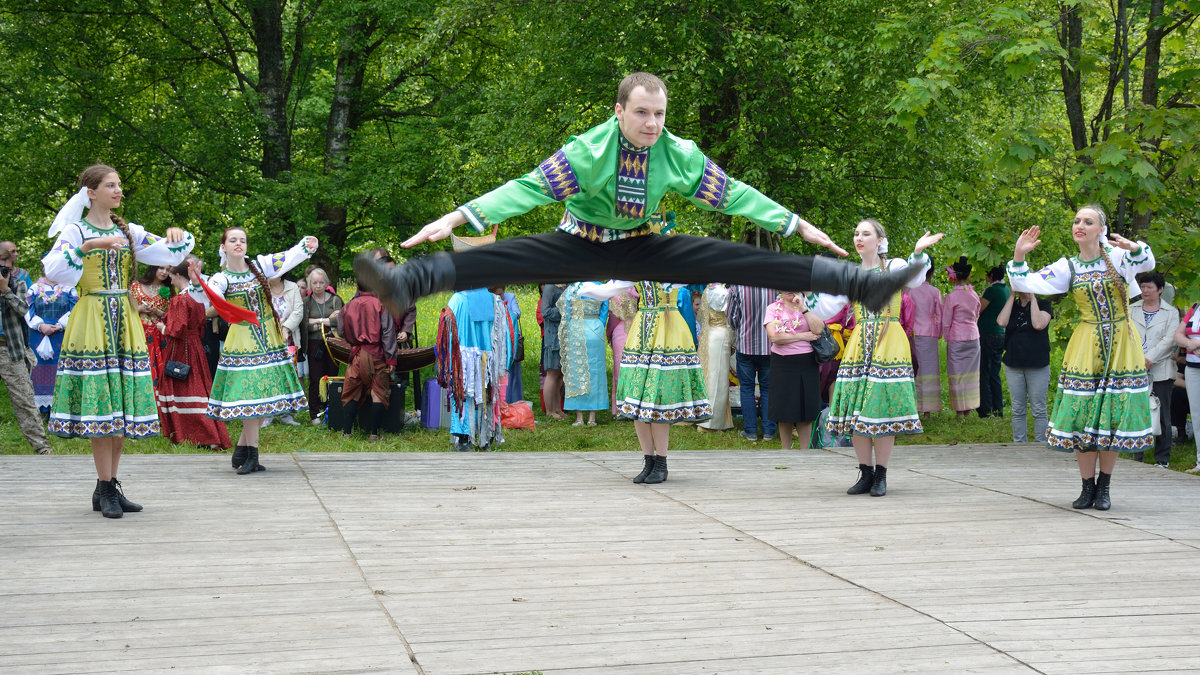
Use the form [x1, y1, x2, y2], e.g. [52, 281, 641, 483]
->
[421, 377, 452, 429]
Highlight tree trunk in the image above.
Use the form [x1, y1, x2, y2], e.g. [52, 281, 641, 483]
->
[1132, 0, 1167, 233]
[1058, 3, 1088, 154]
[248, 0, 291, 181]
[696, 77, 739, 241]
[316, 21, 372, 276]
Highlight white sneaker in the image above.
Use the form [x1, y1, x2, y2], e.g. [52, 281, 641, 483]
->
[312, 416, 323, 426]
[261, 417, 273, 428]
[280, 414, 300, 426]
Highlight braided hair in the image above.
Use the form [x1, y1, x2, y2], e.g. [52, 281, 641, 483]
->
[77, 164, 136, 277]
[221, 227, 283, 331]
[1083, 204, 1128, 301]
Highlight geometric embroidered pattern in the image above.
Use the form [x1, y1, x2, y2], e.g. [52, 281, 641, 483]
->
[536, 150, 581, 201]
[557, 211, 652, 243]
[615, 142, 649, 219]
[691, 158, 729, 210]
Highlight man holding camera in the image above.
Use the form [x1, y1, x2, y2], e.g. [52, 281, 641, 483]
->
[0, 243, 53, 455]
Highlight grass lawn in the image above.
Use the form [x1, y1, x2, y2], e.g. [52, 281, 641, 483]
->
[2, 285, 1197, 472]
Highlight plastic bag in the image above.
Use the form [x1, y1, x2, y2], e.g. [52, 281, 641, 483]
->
[500, 400, 536, 430]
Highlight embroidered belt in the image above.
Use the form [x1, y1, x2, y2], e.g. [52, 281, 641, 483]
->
[642, 306, 670, 313]
[557, 211, 652, 243]
[87, 289, 130, 296]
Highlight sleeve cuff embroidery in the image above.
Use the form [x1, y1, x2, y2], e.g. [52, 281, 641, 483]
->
[457, 204, 488, 233]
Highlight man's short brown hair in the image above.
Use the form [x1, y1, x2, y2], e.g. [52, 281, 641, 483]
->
[617, 72, 667, 107]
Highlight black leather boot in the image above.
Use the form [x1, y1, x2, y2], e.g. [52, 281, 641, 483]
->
[644, 455, 668, 484]
[1093, 472, 1112, 511]
[809, 256, 924, 313]
[847, 464, 874, 494]
[632, 454, 655, 484]
[97, 479, 122, 518]
[232, 445, 248, 469]
[354, 252, 456, 317]
[110, 478, 142, 512]
[236, 446, 266, 474]
[1072, 477, 1096, 509]
[870, 465, 888, 496]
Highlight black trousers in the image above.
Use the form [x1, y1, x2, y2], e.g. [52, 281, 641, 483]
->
[453, 231, 816, 291]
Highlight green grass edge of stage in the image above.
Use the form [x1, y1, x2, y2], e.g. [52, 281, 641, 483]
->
[2, 286, 1198, 472]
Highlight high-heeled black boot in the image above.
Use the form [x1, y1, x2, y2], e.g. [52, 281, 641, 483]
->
[354, 252, 456, 317]
[97, 479, 122, 518]
[236, 446, 266, 475]
[809, 256, 925, 313]
[870, 465, 888, 496]
[1072, 476, 1096, 509]
[1093, 472, 1112, 511]
[632, 454, 655, 484]
[644, 455, 668, 484]
[847, 464, 874, 494]
[232, 445, 248, 469]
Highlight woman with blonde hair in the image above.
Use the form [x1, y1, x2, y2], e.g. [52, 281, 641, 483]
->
[1007, 205, 1155, 510]
[809, 219, 942, 496]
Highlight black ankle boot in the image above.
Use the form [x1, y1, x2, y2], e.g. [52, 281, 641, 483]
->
[809, 256, 924, 313]
[1072, 476, 1096, 509]
[1093, 472, 1112, 511]
[232, 445, 248, 469]
[870, 465, 888, 496]
[632, 455, 655, 483]
[644, 455, 668, 484]
[110, 478, 142, 512]
[847, 464, 875, 494]
[97, 479, 122, 518]
[236, 446, 266, 474]
[354, 252, 455, 317]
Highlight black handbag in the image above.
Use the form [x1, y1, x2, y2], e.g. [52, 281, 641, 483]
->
[164, 336, 191, 380]
[811, 325, 837, 364]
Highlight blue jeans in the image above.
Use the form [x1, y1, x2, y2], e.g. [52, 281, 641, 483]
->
[1004, 365, 1049, 442]
[736, 353, 776, 437]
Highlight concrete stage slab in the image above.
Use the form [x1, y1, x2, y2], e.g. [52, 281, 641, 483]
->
[3, 445, 1198, 674]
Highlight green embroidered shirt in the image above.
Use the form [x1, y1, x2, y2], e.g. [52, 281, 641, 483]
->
[458, 116, 802, 237]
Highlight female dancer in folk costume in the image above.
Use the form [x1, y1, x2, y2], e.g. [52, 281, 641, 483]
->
[158, 262, 232, 450]
[42, 163, 196, 518]
[583, 280, 711, 484]
[188, 228, 317, 474]
[808, 220, 942, 497]
[25, 277, 78, 413]
[1007, 205, 1155, 511]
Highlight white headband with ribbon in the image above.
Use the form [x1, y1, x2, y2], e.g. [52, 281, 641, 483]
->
[877, 237, 889, 255]
[48, 186, 90, 238]
[218, 245, 228, 268]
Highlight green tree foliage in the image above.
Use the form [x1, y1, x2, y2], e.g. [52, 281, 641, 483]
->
[1, 0, 1196, 302]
